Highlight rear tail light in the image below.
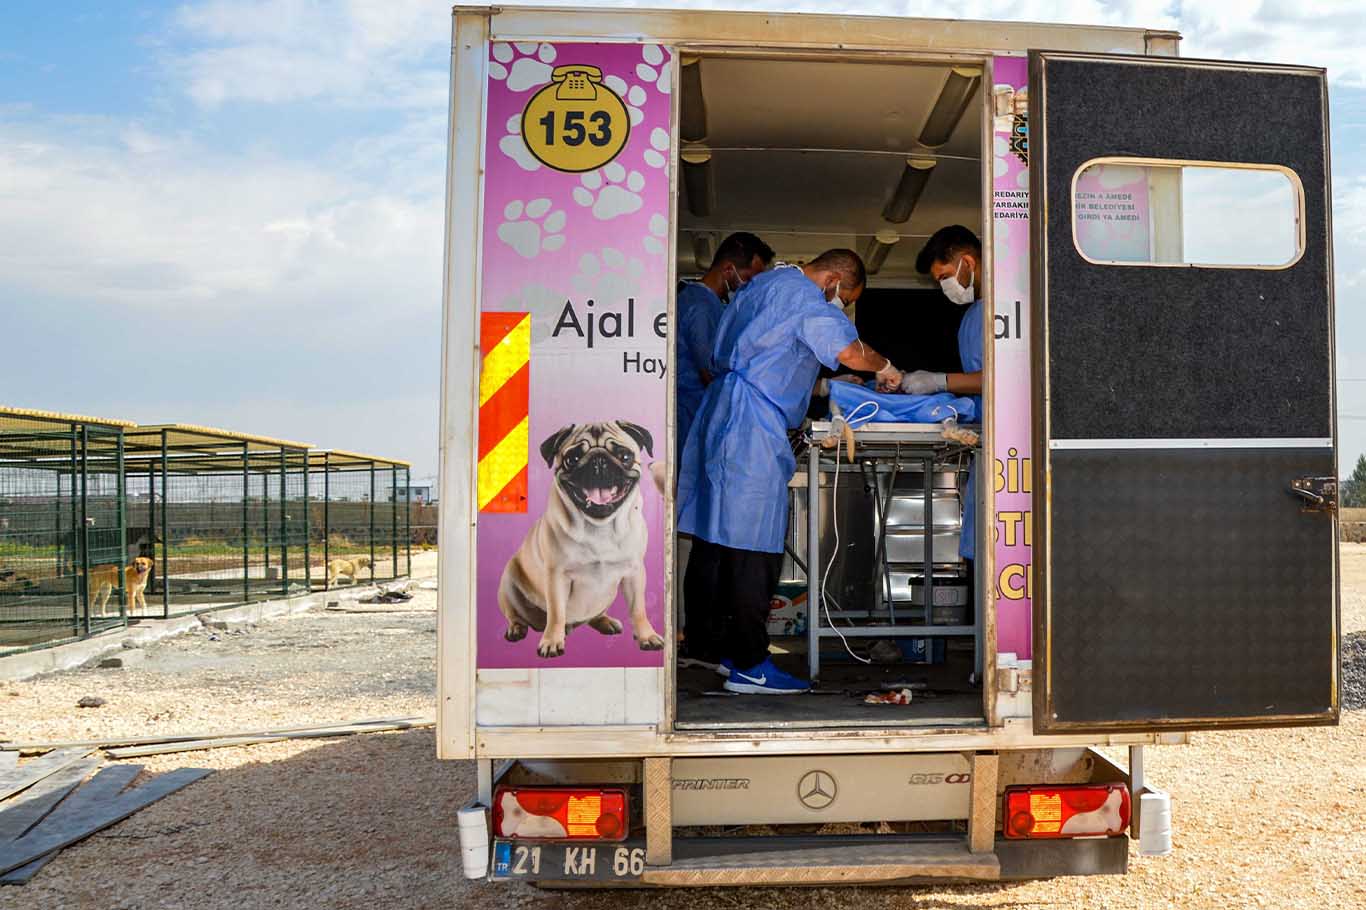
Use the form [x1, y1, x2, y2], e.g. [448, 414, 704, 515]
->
[492, 787, 628, 841]
[1004, 784, 1131, 839]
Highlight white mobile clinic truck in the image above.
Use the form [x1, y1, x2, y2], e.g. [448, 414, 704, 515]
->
[438, 4, 1340, 887]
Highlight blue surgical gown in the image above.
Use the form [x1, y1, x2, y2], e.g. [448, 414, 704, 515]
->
[677, 267, 858, 554]
[958, 299, 984, 560]
[675, 281, 724, 466]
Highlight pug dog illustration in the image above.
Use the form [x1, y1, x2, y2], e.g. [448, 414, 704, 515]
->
[498, 420, 665, 658]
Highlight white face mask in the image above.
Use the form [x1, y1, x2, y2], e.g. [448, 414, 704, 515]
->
[940, 258, 975, 306]
[722, 265, 744, 299]
[825, 280, 843, 307]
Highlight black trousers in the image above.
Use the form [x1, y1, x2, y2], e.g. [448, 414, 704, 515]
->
[683, 538, 784, 670]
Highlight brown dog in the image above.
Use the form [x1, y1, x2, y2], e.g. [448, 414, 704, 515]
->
[90, 557, 153, 616]
[498, 420, 664, 658]
[327, 555, 373, 586]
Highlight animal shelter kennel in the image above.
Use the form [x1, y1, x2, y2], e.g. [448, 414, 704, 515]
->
[307, 451, 412, 589]
[0, 410, 416, 652]
[122, 425, 315, 619]
[0, 408, 133, 655]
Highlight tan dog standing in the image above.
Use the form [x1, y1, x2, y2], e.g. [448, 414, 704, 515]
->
[90, 557, 153, 616]
[499, 421, 665, 658]
[327, 554, 373, 586]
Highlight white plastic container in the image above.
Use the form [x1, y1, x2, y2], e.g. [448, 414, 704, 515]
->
[1137, 789, 1172, 857]
[457, 805, 490, 879]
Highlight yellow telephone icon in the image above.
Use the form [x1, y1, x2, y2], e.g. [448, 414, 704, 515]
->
[551, 65, 604, 101]
[520, 62, 630, 173]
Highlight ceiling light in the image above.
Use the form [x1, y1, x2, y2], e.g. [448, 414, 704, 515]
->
[863, 229, 900, 276]
[692, 232, 714, 270]
[680, 55, 707, 143]
[681, 145, 713, 217]
[881, 158, 936, 224]
[919, 67, 982, 148]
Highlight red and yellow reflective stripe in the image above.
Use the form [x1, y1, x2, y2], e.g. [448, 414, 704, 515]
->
[478, 313, 531, 512]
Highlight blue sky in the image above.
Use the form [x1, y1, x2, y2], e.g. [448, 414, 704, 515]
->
[3, 0, 1366, 483]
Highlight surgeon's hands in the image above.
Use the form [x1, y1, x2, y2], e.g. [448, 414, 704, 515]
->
[874, 360, 903, 393]
[900, 370, 948, 395]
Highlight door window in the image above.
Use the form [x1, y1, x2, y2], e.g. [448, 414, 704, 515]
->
[1071, 159, 1303, 268]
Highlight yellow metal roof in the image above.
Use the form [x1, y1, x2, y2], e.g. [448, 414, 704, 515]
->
[308, 448, 411, 468]
[0, 406, 135, 428]
[127, 423, 312, 452]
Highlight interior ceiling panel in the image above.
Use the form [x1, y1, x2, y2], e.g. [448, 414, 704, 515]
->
[676, 56, 982, 283]
[698, 58, 980, 157]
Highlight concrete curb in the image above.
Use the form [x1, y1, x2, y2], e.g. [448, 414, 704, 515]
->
[0, 581, 413, 683]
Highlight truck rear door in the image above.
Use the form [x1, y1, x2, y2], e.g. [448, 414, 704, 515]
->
[1029, 50, 1339, 734]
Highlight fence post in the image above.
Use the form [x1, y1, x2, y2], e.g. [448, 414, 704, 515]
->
[369, 462, 376, 584]
[69, 427, 79, 636]
[242, 443, 250, 605]
[262, 457, 270, 593]
[117, 430, 127, 623]
[323, 453, 330, 591]
[160, 430, 170, 618]
[147, 460, 156, 614]
[391, 465, 398, 580]
[303, 452, 311, 595]
[404, 469, 412, 578]
[79, 425, 90, 637]
[279, 448, 288, 598]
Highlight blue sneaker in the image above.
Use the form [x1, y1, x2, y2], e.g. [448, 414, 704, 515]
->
[722, 658, 810, 695]
[718, 658, 735, 678]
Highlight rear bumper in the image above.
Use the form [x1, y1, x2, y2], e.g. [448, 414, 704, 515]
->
[996, 835, 1128, 880]
[497, 833, 1129, 887]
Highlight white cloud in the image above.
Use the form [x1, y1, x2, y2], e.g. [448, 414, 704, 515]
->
[168, 0, 449, 108]
[0, 117, 441, 315]
[1177, 1, 1366, 86]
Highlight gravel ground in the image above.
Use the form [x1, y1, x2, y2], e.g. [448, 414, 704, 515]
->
[2, 547, 1364, 909]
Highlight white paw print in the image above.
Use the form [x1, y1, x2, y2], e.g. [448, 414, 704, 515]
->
[993, 135, 1010, 178]
[643, 127, 669, 169]
[499, 114, 540, 172]
[490, 42, 556, 93]
[637, 45, 672, 95]
[572, 162, 645, 221]
[603, 75, 648, 127]
[573, 247, 645, 304]
[643, 213, 668, 256]
[497, 198, 566, 259]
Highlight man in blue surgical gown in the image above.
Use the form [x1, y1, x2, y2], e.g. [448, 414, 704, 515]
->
[676, 233, 775, 468]
[677, 249, 904, 695]
[903, 226, 985, 562]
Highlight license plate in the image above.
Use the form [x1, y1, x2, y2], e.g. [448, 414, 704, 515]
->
[491, 838, 647, 881]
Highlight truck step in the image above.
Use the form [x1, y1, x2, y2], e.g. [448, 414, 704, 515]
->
[644, 836, 999, 886]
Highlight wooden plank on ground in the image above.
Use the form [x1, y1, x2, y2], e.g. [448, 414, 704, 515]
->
[0, 768, 211, 878]
[2, 716, 427, 754]
[0, 764, 136, 885]
[0, 758, 101, 844]
[1, 764, 141, 884]
[0, 749, 95, 802]
[104, 718, 434, 759]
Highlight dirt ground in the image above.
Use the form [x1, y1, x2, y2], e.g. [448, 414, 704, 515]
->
[2, 547, 1364, 909]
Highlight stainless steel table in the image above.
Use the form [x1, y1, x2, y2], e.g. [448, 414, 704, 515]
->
[804, 421, 980, 683]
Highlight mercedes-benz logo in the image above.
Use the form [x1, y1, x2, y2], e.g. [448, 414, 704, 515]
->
[797, 770, 837, 810]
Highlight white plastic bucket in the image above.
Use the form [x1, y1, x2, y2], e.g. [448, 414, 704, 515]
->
[457, 806, 490, 879]
[1138, 789, 1173, 857]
